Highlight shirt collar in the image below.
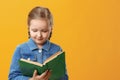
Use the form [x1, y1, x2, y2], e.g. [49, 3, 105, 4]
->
[42, 40, 50, 51]
[27, 38, 50, 51]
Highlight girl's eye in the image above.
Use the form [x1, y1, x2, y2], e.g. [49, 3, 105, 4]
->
[42, 30, 48, 32]
[32, 29, 37, 32]
[43, 31, 47, 32]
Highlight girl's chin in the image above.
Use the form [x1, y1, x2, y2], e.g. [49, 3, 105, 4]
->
[36, 40, 45, 45]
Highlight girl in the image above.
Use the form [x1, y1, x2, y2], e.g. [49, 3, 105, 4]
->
[8, 6, 68, 80]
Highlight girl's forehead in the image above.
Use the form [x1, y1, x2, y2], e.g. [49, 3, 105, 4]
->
[29, 19, 51, 30]
[30, 19, 50, 25]
[30, 19, 47, 25]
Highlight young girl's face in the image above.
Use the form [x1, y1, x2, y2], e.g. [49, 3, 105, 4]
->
[29, 19, 52, 47]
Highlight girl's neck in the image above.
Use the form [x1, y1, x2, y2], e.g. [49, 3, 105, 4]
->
[37, 44, 43, 49]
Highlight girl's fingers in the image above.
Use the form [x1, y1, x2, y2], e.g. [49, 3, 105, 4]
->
[44, 70, 51, 80]
[33, 70, 37, 77]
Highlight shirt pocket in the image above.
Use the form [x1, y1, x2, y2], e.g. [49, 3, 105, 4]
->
[21, 53, 37, 61]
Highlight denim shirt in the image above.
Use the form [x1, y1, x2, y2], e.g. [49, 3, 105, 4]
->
[8, 38, 68, 80]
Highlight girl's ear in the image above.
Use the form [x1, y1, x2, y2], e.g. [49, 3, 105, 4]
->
[48, 27, 53, 40]
[49, 26, 53, 32]
[51, 27, 53, 31]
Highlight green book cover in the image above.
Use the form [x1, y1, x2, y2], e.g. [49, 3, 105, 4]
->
[19, 51, 66, 80]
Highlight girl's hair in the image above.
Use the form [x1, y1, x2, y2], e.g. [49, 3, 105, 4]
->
[27, 6, 53, 39]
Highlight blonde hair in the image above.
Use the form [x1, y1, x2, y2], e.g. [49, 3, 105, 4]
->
[28, 6, 53, 26]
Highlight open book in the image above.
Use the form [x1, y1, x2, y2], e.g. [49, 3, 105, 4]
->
[19, 51, 66, 80]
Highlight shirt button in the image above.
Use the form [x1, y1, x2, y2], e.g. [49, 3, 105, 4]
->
[38, 49, 42, 53]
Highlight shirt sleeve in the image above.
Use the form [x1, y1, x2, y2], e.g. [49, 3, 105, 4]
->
[59, 73, 69, 80]
[8, 45, 30, 80]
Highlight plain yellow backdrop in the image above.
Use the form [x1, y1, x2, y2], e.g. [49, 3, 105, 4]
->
[0, 0, 120, 80]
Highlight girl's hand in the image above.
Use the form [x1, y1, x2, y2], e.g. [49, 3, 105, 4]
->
[29, 70, 51, 80]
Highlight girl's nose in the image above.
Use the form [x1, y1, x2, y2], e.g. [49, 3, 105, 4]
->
[37, 32, 42, 37]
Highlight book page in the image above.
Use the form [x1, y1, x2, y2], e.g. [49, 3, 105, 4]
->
[20, 58, 43, 67]
[20, 51, 63, 66]
[43, 51, 63, 65]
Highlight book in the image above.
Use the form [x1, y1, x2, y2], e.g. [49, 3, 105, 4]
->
[19, 51, 66, 80]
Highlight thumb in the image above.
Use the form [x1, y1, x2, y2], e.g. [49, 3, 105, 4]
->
[33, 70, 37, 77]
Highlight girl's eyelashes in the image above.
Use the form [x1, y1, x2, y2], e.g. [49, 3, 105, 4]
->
[42, 30, 48, 32]
[31, 29, 49, 33]
[31, 29, 38, 32]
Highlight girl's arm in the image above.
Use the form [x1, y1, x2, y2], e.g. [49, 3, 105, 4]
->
[8, 46, 30, 80]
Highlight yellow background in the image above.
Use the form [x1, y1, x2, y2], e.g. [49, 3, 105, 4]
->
[0, 0, 120, 80]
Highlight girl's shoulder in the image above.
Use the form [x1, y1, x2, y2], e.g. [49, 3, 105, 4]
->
[17, 41, 28, 48]
[49, 41, 63, 52]
[15, 41, 30, 53]
[50, 42, 61, 48]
